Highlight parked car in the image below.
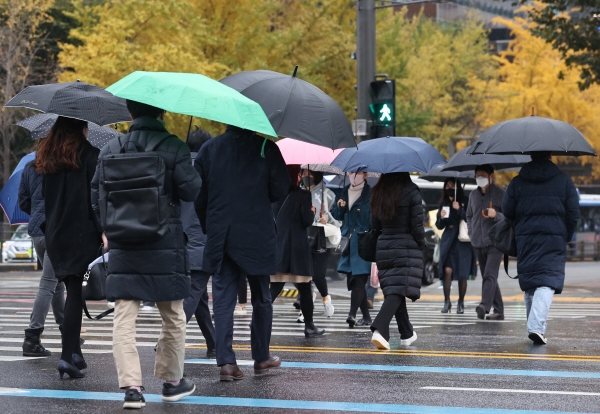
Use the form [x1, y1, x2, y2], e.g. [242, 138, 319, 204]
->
[2, 225, 36, 263]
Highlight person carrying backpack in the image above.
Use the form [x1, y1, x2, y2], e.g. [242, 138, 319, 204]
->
[91, 100, 201, 409]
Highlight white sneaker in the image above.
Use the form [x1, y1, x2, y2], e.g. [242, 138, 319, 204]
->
[107, 301, 115, 309]
[140, 305, 154, 313]
[400, 332, 417, 346]
[296, 312, 304, 323]
[322, 295, 335, 317]
[528, 332, 547, 345]
[371, 330, 390, 350]
[234, 305, 247, 316]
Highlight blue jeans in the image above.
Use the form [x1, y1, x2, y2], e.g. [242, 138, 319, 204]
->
[524, 287, 554, 335]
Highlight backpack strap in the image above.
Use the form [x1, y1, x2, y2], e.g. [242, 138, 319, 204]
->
[83, 301, 114, 320]
[504, 254, 518, 279]
[145, 132, 176, 152]
[108, 135, 123, 154]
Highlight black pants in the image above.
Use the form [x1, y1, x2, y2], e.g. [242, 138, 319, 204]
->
[349, 273, 371, 320]
[183, 270, 216, 352]
[60, 275, 83, 364]
[311, 251, 329, 297]
[370, 294, 413, 341]
[476, 246, 504, 313]
[238, 274, 247, 304]
[212, 255, 272, 366]
[270, 282, 314, 326]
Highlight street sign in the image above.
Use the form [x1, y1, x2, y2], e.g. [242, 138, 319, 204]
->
[352, 119, 367, 136]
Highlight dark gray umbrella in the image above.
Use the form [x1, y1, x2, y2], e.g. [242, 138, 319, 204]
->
[16, 113, 123, 149]
[468, 116, 597, 156]
[442, 146, 530, 172]
[420, 164, 475, 184]
[5, 81, 130, 126]
[220, 68, 356, 149]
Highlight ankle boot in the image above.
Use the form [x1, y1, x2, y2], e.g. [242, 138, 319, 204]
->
[304, 323, 325, 338]
[441, 300, 452, 314]
[23, 328, 51, 357]
[457, 300, 465, 314]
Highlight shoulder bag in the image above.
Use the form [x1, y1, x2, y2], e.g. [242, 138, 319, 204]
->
[488, 218, 518, 279]
[82, 247, 114, 320]
[358, 228, 380, 262]
[334, 207, 359, 257]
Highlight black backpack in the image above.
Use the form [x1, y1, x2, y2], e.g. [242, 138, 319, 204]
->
[98, 133, 173, 244]
[488, 218, 518, 279]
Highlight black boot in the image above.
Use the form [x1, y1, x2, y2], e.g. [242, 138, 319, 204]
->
[23, 328, 51, 357]
[304, 323, 325, 338]
[441, 300, 452, 314]
[457, 301, 465, 314]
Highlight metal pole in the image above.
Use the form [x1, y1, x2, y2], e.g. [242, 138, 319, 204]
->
[356, 0, 376, 141]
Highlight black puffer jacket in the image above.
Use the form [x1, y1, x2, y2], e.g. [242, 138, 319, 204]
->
[91, 117, 202, 302]
[372, 182, 425, 300]
[18, 161, 44, 237]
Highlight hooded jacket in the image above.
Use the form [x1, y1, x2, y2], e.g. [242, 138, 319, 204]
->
[502, 159, 579, 294]
[18, 161, 44, 237]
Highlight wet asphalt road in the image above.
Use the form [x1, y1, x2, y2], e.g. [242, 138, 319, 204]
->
[1, 262, 600, 413]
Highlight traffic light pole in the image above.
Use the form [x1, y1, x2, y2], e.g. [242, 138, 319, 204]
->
[356, 0, 376, 141]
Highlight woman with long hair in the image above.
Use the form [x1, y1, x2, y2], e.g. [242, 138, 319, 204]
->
[370, 172, 424, 350]
[36, 116, 102, 378]
[436, 178, 476, 314]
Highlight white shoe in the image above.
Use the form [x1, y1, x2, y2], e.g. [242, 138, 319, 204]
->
[296, 312, 304, 323]
[140, 305, 154, 313]
[322, 295, 334, 317]
[107, 301, 115, 309]
[233, 305, 247, 316]
[400, 332, 417, 346]
[371, 330, 390, 350]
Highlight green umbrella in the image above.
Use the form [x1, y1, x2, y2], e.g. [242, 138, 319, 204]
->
[106, 71, 277, 137]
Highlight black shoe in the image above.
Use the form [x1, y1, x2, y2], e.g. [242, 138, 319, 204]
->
[456, 301, 464, 314]
[123, 387, 146, 409]
[441, 300, 452, 313]
[293, 298, 301, 310]
[486, 313, 505, 320]
[528, 332, 547, 345]
[72, 353, 87, 370]
[162, 378, 196, 402]
[304, 326, 325, 337]
[57, 359, 85, 379]
[346, 315, 356, 328]
[476, 305, 486, 320]
[80, 337, 85, 346]
[355, 318, 373, 327]
[206, 348, 216, 359]
[22, 328, 51, 357]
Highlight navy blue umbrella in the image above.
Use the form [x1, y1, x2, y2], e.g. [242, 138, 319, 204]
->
[331, 137, 446, 174]
[0, 152, 35, 225]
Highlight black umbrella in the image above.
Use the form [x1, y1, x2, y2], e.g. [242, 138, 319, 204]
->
[442, 146, 530, 172]
[220, 68, 356, 150]
[16, 113, 123, 149]
[419, 164, 476, 184]
[468, 116, 597, 156]
[5, 81, 130, 126]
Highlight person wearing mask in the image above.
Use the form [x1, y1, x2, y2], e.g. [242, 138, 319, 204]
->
[370, 172, 424, 350]
[18, 157, 65, 357]
[92, 101, 201, 408]
[331, 171, 372, 328]
[503, 152, 579, 344]
[436, 178, 476, 314]
[271, 165, 325, 338]
[195, 125, 289, 382]
[37, 116, 102, 379]
[300, 168, 339, 317]
[181, 128, 216, 359]
[466, 164, 505, 320]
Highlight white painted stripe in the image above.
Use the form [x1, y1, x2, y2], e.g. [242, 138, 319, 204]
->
[422, 387, 600, 396]
[0, 356, 45, 361]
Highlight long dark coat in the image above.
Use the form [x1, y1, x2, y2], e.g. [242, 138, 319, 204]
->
[272, 188, 314, 276]
[43, 141, 102, 278]
[181, 152, 205, 271]
[195, 126, 290, 276]
[435, 196, 477, 280]
[331, 184, 373, 288]
[372, 182, 425, 301]
[503, 159, 580, 294]
[91, 117, 202, 302]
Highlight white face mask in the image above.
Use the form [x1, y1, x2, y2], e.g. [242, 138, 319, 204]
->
[349, 173, 365, 186]
[476, 177, 489, 189]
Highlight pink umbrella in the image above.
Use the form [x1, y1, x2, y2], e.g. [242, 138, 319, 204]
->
[276, 138, 343, 165]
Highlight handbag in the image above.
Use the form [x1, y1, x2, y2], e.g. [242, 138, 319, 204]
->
[370, 263, 380, 288]
[488, 218, 518, 279]
[334, 235, 350, 256]
[82, 247, 114, 320]
[307, 226, 327, 253]
[458, 220, 471, 242]
[358, 229, 381, 262]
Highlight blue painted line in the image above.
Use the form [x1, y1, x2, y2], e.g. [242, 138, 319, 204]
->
[0, 388, 595, 414]
[186, 359, 600, 379]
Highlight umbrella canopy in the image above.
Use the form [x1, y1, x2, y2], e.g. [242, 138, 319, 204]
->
[4, 81, 130, 125]
[16, 113, 122, 149]
[468, 116, 597, 156]
[276, 138, 342, 165]
[220, 69, 356, 149]
[331, 137, 446, 174]
[0, 152, 36, 225]
[442, 146, 531, 172]
[106, 71, 276, 137]
[420, 164, 475, 184]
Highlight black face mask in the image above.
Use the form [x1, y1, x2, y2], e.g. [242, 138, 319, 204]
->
[445, 188, 455, 199]
[302, 176, 315, 188]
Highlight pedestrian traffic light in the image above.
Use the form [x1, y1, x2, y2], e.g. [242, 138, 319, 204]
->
[369, 79, 396, 138]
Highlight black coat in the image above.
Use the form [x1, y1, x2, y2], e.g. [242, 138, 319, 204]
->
[181, 152, 205, 271]
[43, 142, 102, 278]
[273, 188, 314, 276]
[18, 161, 44, 237]
[435, 196, 477, 280]
[91, 117, 202, 302]
[503, 159, 580, 294]
[372, 182, 425, 300]
[195, 126, 290, 276]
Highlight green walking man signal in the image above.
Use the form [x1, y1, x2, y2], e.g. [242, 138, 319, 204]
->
[369, 79, 396, 137]
[379, 104, 392, 122]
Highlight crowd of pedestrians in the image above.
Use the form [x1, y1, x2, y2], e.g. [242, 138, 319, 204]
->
[15, 96, 581, 409]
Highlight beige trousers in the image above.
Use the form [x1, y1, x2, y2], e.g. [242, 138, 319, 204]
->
[113, 299, 186, 388]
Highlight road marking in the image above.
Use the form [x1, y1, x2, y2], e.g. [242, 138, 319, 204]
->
[0, 356, 44, 361]
[422, 387, 600, 396]
[0, 388, 595, 413]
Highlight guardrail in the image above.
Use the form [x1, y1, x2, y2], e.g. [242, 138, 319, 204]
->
[567, 241, 600, 261]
